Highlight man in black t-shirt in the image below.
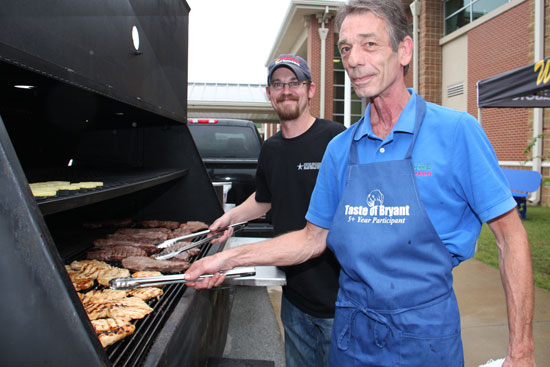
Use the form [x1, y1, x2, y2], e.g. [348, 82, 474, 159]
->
[209, 54, 345, 367]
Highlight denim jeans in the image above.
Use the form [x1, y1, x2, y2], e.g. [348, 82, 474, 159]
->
[281, 295, 334, 367]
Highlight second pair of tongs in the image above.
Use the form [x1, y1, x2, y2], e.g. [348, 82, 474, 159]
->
[153, 221, 248, 260]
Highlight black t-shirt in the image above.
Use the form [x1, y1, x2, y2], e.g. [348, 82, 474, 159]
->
[255, 118, 346, 317]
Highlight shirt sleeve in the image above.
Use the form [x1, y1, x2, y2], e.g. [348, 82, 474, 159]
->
[305, 138, 346, 229]
[451, 113, 516, 223]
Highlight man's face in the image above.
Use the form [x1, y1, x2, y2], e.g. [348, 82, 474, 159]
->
[266, 67, 313, 121]
[338, 11, 409, 99]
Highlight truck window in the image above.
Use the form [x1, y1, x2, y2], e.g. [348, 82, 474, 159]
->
[189, 125, 261, 159]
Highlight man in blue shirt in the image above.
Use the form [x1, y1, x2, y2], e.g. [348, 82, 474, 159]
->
[185, 1, 535, 366]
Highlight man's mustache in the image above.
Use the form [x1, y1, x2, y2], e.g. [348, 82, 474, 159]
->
[276, 94, 299, 103]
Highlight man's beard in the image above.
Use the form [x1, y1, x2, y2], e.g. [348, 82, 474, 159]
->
[275, 95, 300, 121]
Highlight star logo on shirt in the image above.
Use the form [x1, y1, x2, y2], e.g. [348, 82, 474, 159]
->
[297, 163, 304, 170]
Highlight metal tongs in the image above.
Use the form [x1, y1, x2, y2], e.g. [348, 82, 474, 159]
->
[109, 266, 256, 290]
[155, 221, 248, 249]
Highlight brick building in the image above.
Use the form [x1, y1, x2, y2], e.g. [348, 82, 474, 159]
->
[265, 0, 548, 206]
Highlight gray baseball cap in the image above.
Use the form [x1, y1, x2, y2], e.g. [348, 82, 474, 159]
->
[267, 54, 312, 84]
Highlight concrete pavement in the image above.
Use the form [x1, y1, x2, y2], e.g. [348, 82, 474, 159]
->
[454, 259, 549, 366]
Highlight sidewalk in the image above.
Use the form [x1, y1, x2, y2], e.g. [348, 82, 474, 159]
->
[454, 259, 549, 366]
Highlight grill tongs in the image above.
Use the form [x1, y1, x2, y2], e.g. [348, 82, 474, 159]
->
[154, 221, 247, 261]
[109, 266, 256, 290]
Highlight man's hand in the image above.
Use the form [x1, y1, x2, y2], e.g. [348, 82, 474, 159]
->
[184, 252, 231, 289]
[209, 215, 234, 244]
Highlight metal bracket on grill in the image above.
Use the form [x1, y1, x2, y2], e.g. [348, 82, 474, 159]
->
[109, 267, 256, 290]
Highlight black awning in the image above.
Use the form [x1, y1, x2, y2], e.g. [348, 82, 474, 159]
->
[477, 58, 550, 108]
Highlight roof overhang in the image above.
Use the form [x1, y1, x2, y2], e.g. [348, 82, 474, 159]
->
[266, 0, 344, 65]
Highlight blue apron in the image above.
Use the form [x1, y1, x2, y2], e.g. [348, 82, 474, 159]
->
[326, 96, 463, 367]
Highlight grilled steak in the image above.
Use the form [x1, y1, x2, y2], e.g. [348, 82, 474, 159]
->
[93, 238, 158, 255]
[179, 220, 208, 233]
[122, 256, 190, 273]
[87, 246, 148, 262]
[115, 227, 171, 238]
[141, 220, 181, 229]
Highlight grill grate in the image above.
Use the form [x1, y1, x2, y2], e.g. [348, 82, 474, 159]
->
[103, 239, 213, 367]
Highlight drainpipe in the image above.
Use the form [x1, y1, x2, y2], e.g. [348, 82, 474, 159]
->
[531, 0, 544, 204]
[409, 0, 421, 91]
[318, 6, 329, 118]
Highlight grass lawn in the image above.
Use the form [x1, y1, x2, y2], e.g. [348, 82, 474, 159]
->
[475, 205, 550, 291]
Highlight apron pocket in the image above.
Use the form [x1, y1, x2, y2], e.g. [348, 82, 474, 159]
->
[399, 331, 463, 367]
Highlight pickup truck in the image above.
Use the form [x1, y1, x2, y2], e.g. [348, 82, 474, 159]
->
[188, 118, 273, 237]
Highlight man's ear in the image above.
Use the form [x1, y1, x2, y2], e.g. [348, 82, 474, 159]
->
[308, 82, 316, 99]
[398, 36, 413, 68]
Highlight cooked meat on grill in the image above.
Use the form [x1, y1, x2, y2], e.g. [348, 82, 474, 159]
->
[66, 268, 95, 291]
[83, 218, 133, 230]
[93, 239, 158, 255]
[70, 259, 111, 272]
[84, 297, 153, 320]
[128, 287, 164, 300]
[104, 233, 164, 245]
[97, 267, 131, 287]
[115, 227, 171, 238]
[179, 220, 209, 233]
[107, 297, 154, 319]
[122, 256, 191, 273]
[140, 220, 181, 230]
[132, 271, 163, 278]
[170, 226, 192, 238]
[92, 318, 136, 348]
[87, 246, 148, 261]
[80, 289, 129, 304]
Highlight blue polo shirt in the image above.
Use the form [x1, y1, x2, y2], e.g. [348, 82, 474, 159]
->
[306, 89, 516, 265]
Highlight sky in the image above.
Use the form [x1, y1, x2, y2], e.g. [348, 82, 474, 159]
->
[186, 0, 291, 85]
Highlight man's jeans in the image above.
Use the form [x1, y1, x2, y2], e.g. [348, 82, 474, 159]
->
[281, 295, 334, 367]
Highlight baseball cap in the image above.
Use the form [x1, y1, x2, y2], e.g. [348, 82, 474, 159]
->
[267, 54, 312, 84]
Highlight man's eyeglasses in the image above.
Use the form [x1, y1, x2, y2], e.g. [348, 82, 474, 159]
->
[270, 81, 307, 91]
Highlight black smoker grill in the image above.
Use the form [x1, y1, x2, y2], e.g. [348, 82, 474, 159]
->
[0, 1, 232, 366]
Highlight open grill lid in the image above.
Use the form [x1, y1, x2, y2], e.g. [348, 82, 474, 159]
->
[0, 0, 189, 123]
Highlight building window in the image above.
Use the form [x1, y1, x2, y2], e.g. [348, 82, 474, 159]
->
[333, 45, 363, 125]
[445, 0, 509, 35]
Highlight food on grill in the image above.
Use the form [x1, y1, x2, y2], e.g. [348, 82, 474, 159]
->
[170, 226, 192, 238]
[103, 234, 160, 245]
[30, 187, 57, 198]
[94, 237, 159, 255]
[132, 271, 163, 278]
[87, 245, 148, 261]
[78, 181, 104, 190]
[70, 259, 111, 272]
[56, 183, 81, 195]
[116, 227, 172, 237]
[179, 220, 209, 233]
[97, 267, 131, 287]
[80, 289, 129, 304]
[84, 296, 153, 320]
[122, 256, 191, 273]
[141, 220, 181, 229]
[91, 318, 135, 348]
[128, 287, 164, 300]
[66, 266, 95, 291]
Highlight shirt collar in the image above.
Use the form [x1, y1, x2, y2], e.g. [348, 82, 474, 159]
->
[353, 88, 417, 141]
